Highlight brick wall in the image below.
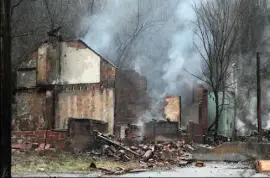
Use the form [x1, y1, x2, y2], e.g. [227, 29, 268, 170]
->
[199, 89, 208, 135]
[187, 88, 208, 143]
[14, 40, 117, 132]
[144, 121, 180, 141]
[187, 122, 204, 143]
[12, 130, 66, 149]
[115, 70, 150, 125]
[100, 58, 116, 88]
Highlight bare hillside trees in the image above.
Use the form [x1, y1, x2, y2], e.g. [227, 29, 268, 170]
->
[114, 0, 175, 69]
[235, 0, 269, 133]
[11, 0, 96, 69]
[189, 0, 246, 140]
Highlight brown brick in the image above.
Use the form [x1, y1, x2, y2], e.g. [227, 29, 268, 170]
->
[49, 135, 59, 141]
[24, 131, 34, 135]
[59, 133, 66, 139]
[12, 131, 22, 138]
[38, 134, 45, 139]
[38, 138, 46, 143]
[45, 130, 54, 136]
[34, 130, 46, 136]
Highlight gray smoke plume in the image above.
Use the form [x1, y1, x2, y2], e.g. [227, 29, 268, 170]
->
[82, 0, 202, 123]
[133, 0, 202, 122]
[81, 0, 270, 136]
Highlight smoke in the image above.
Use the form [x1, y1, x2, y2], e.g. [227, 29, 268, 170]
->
[81, 0, 202, 123]
[134, 0, 202, 122]
[162, 0, 200, 95]
[80, 0, 270, 136]
[82, 0, 139, 60]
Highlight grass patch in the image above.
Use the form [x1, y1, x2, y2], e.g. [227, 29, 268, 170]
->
[12, 151, 139, 174]
[212, 145, 241, 154]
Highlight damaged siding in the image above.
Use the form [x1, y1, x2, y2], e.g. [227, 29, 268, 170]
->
[13, 92, 51, 131]
[36, 43, 58, 85]
[56, 88, 114, 134]
[17, 70, 36, 88]
[18, 52, 37, 69]
[60, 42, 101, 84]
[16, 51, 38, 88]
[36, 41, 102, 85]
[15, 40, 116, 133]
[164, 96, 181, 122]
[100, 58, 116, 87]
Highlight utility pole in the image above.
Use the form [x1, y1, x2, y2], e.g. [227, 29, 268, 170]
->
[232, 63, 236, 141]
[256, 52, 262, 142]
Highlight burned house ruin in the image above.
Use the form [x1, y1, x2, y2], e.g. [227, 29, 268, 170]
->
[14, 38, 116, 134]
[13, 37, 151, 138]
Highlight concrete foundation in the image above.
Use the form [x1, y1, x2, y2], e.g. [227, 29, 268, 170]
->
[193, 142, 270, 162]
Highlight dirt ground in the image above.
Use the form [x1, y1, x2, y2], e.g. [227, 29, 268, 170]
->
[12, 151, 140, 175]
[13, 162, 270, 177]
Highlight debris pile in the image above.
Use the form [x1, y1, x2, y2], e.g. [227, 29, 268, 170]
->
[86, 131, 207, 168]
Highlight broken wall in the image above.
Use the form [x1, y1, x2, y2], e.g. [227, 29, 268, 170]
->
[56, 88, 114, 134]
[15, 39, 117, 133]
[115, 70, 150, 125]
[36, 40, 116, 85]
[164, 96, 181, 123]
[16, 51, 38, 89]
[13, 91, 53, 131]
[181, 84, 205, 128]
[144, 121, 180, 141]
[17, 70, 36, 88]
[60, 42, 101, 84]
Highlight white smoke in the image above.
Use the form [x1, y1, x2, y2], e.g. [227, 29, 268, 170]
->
[81, 0, 203, 123]
[82, 0, 139, 59]
[162, 0, 200, 95]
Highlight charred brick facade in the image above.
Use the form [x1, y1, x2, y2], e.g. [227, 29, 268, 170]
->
[12, 130, 66, 150]
[13, 39, 117, 134]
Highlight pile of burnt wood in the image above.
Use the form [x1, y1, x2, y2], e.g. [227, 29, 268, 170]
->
[86, 131, 207, 167]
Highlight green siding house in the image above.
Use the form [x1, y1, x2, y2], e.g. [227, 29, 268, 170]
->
[208, 92, 235, 138]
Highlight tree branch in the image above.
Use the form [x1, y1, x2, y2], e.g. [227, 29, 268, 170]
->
[11, 0, 24, 16]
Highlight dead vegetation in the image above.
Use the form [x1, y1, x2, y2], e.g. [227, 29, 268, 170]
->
[11, 151, 139, 175]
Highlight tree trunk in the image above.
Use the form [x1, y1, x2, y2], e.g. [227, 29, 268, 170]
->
[214, 91, 219, 142]
[0, 0, 12, 177]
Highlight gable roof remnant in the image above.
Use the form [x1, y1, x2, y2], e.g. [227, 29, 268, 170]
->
[64, 39, 117, 68]
[78, 39, 117, 68]
[16, 38, 117, 70]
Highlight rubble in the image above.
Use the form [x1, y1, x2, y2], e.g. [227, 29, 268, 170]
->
[86, 130, 210, 171]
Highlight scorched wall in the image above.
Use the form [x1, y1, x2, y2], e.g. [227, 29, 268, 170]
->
[115, 70, 150, 125]
[14, 39, 117, 134]
[56, 88, 114, 134]
[13, 91, 52, 131]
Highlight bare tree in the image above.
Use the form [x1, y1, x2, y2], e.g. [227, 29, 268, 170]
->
[115, 0, 178, 69]
[234, 0, 269, 133]
[186, 0, 246, 140]
[11, 0, 96, 70]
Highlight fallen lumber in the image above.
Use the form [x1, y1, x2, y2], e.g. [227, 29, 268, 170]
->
[95, 131, 140, 157]
[127, 168, 147, 173]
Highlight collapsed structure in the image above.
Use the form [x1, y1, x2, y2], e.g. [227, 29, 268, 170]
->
[13, 37, 150, 137]
[12, 37, 235, 150]
[14, 38, 117, 134]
